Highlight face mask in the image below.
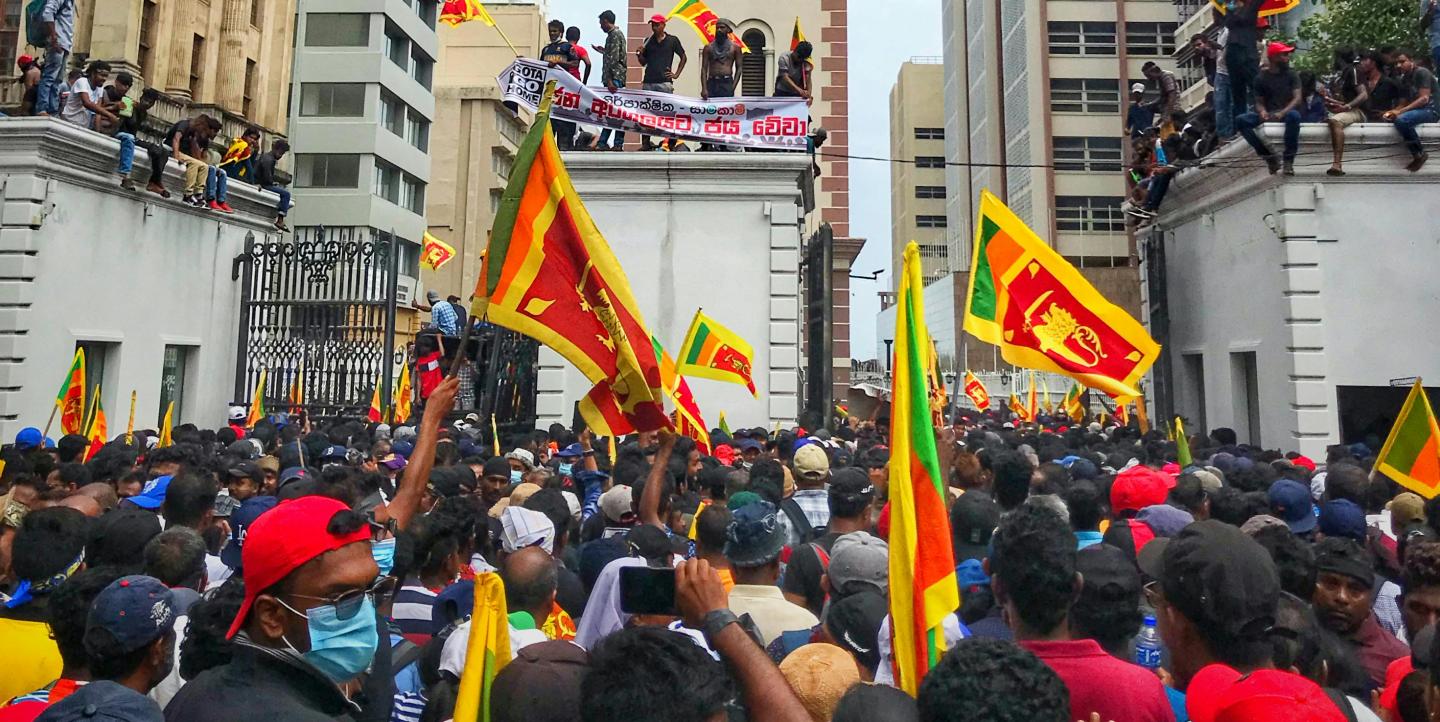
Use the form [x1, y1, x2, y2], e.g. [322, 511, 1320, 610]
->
[282, 596, 380, 683]
[371, 538, 396, 576]
[510, 470, 523, 484]
[559, 463, 573, 476]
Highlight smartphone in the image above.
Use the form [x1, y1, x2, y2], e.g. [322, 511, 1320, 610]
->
[619, 566, 677, 616]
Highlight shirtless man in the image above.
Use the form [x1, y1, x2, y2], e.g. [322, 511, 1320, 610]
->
[699, 18, 742, 100]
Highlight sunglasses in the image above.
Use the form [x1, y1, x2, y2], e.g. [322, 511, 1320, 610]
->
[283, 576, 398, 620]
[1143, 580, 1165, 610]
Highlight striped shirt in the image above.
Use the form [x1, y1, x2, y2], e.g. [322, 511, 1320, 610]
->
[391, 579, 440, 644]
[391, 691, 426, 722]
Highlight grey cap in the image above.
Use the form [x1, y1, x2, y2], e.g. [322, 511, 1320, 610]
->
[828, 531, 889, 597]
[426, 290, 441, 303]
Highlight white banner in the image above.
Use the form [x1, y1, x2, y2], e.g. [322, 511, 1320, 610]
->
[499, 58, 811, 151]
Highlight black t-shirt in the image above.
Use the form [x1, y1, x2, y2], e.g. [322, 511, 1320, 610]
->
[1255, 68, 1298, 113]
[164, 119, 200, 156]
[638, 33, 685, 85]
[1368, 76, 1405, 120]
[541, 40, 578, 68]
[779, 531, 841, 617]
[1223, 1, 1262, 56]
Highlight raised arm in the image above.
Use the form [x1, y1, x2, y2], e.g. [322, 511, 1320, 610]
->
[638, 429, 675, 527]
[380, 375, 459, 530]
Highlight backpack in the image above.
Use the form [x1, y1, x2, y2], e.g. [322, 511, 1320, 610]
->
[24, 0, 49, 48]
[780, 497, 826, 546]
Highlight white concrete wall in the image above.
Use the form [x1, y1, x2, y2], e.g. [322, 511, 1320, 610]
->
[534, 153, 810, 430]
[0, 119, 284, 439]
[1147, 124, 1440, 456]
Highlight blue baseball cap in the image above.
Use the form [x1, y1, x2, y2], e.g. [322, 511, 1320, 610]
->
[320, 444, 349, 461]
[1318, 499, 1367, 542]
[14, 427, 42, 450]
[737, 438, 763, 452]
[220, 495, 279, 569]
[556, 443, 584, 459]
[128, 475, 172, 510]
[1267, 479, 1316, 534]
[85, 575, 175, 655]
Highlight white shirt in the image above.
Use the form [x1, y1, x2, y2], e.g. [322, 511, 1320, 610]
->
[205, 554, 233, 591]
[60, 76, 99, 127]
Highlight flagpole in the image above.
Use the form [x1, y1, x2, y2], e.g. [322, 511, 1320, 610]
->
[41, 405, 57, 439]
[126, 390, 136, 445]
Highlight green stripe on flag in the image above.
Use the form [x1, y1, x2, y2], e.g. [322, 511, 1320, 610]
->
[684, 324, 711, 365]
[903, 285, 944, 499]
[1388, 399, 1437, 471]
[969, 218, 1000, 322]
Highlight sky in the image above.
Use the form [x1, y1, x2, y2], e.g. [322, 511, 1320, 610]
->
[548, 0, 944, 361]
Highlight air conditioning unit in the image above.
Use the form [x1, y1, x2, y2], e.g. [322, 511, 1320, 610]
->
[396, 275, 417, 306]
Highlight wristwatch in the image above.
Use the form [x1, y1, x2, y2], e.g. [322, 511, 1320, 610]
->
[700, 609, 739, 643]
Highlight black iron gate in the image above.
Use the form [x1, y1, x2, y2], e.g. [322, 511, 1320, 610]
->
[802, 223, 834, 429]
[1141, 226, 1172, 424]
[233, 227, 400, 420]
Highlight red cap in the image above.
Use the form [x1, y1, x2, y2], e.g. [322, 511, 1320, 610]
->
[1187, 665, 1347, 722]
[649, 13, 666, 23]
[1111, 466, 1172, 515]
[225, 496, 371, 639]
[1266, 41, 1294, 58]
[1290, 455, 1316, 472]
[16, 54, 33, 68]
[1162, 462, 1182, 476]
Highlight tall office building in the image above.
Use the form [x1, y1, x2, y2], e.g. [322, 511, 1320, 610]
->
[288, 0, 439, 299]
[890, 59, 949, 290]
[941, 0, 1170, 369]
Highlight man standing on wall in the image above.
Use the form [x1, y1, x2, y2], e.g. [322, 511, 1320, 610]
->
[37, 0, 75, 116]
[699, 19, 741, 101]
[636, 14, 686, 150]
[540, 19, 581, 150]
[593, 10, 627, 150]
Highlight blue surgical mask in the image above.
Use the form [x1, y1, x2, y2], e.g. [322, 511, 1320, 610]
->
[558, 463, 573, 476]
[510, 470, 523, 483]
[282, 596, 379, 683]
[371, 538, 396, 576]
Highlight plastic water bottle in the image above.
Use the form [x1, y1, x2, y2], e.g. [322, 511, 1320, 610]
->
[1134, 615, 1163, 671]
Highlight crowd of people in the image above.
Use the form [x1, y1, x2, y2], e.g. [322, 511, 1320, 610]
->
[1125, 0, 1440, 224]
[0, 371, 1438, 722]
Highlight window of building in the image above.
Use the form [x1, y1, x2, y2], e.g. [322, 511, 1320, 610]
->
[1053, 136, 1123, 172]
[243, 59, 257, 119]
[300, 83, 366, 116]
[402, 175, 425, 214]
[373, 159, 400, 204]
[74, 340, 116, 410]
[915, 156, 945, 169]
[1182, 353, 1207, 433]
[415, 0, 438, 29]
[250, 0, 262, 27]
[1047, 21, 1116, 56]
[1055, 196, 1125, 233]
[406, 109, 430, 152]
[385, 24, 409, 69]
[158, 345, 192, 424]
[1126, 22, 1178, 56]
[915, 185, 946, 199]
[495, 107, 524, 146]
[296, 154, 361, 188]
[916, 215, 947, 228]
[306, 13, 370, 47]
[914, 127, 945, 140]
[410, 47, 434, 90]
[189, 35, 205, 99]
[492, 153, 514, 180]
[1049, 78, 1120, 114]
[380, 90, 405, 136]
[740, 30, 767, 96]
[138, 0, 158, 81]
[1230, 351, 1260, 445]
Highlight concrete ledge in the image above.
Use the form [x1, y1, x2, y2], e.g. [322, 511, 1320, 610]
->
[561, 151, 811, 202]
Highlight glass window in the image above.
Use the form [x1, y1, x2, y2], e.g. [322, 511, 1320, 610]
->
[380, 91, 405, 136]
[1053, 136, 1124, 172]
[402, 175, 426, 214]
[1055, 196, 1126, 233]
[914, 127, 945, 140]
[915, 156, 945, 169]
[385, 25, 409, 69]
[915, 185, 946, 199]
[406, 110, 430, 152]
[75, 341, 112, 404]
[250, 0, 262, 27]
[373, 159, 400, 204]
[159, 345, 191, 424]
[300, 83, 367, 117]
[410, 47, 433, 90]
[306, 13, 370, 47]
[1049, 78, 1120, 114]
[915, 215, 947, 228]
[1047, 21, 1116, 56]
[1126, 22, 1178, 56]
[415, 0, 438, 29]
[492, 153, 514, 180]
[296, 154, 362, 188]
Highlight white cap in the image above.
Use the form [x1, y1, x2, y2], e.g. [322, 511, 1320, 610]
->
[228, 406, 246, 421]
[1131, 82, 1146, 94]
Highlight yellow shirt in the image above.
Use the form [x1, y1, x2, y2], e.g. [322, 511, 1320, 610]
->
[0, 617, 61, 703]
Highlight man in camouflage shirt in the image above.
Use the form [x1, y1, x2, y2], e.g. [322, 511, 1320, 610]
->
[594, 10, 628, 150]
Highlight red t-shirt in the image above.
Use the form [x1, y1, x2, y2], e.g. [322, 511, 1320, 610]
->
[0, 679, 85, 722]
[568, 45, 590, 80]
[1020, 639, 1176, 722]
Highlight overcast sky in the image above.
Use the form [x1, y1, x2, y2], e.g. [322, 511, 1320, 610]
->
[548, 0, 944, 361]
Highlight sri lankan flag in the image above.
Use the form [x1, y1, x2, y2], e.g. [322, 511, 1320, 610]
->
[1175, 416, 1194, 467]
[56, 348, 86, 435]
[1041, 375, 1054, 415]
[677, 309, 757, 397]
[288, 362, 305, 416]
[718, 411, 732, 435]
[83, 388, 107, 462]
[158, 401, 174, 448]
[1009, 393, 1029, 422]
[963, 371, 991, 411]
[667, 0, 749, 52]
[888, 242, 959, 694]
[1208, 0, 1299, 18]
[1374, 379, 1440, 498]
[367, 374, 384, 423]
[1062, 383, 1084, 421]
[657, 337, 711, 454]
[474, 82, 668, 435]
[790, 16, 805, 50]
[421, 231, 457, 271]
[451, 572, 510, 722]
[394, 364, 413, 423]
[963, 191, 1159, 398]
[1026, 371, 1038, 421]
[1115, 401, 1130, 428]
[245, 369, 267, 428]
[440, 0, 496, 26]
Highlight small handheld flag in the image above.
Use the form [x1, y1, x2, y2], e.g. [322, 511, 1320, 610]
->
[55, 348, 87, 436]
[451, 572, 510, 722]
[1372, 379, 1440, 498]
[158, 402, 174, 448]
[1175, 417, 1193, 467]
[963, 371, 991, 411]
[677, 309, 758, 397]
[245, 369, 268, 428]
[421, 231, 457, 271]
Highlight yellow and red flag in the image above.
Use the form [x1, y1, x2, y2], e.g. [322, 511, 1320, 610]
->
[667, 0, 748, 52]
[288, 362, 305, 416]
[421, 231, 458, 272]
[451, 572, 510, 722]
[888, 242, 960, 695]
[440, 0, 496, 26]
[790, 16, 805, 50]
[963, 371, 991, 411]
[158, 401, 174, 448]
[1041, 375, 1054, 415]
[1116, 401, 1130, 428]
[1026, 371, 1038, 421]
[963, 191, 1160, 398]
[473, 82, 668, 435]
[56, 348, 86, 436]
[657, 337, 711, 455]
[1373, 379, 1440, 498]
[367, 374, 384, 423]
[83, 388, 107, 462]
[1062, 383, 1085, 422]
[677, 309, 757, 397]
[245, 369, 267, 428]
[394, 364, 413, 423]
[1208, 0, 1299, 19]
[1135, 395, 1151, 434]
[1009, 393, 1029, 423]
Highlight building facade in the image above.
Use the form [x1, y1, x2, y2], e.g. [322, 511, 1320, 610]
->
[288, 0, 439, 300]
[889, 59, 949, 290]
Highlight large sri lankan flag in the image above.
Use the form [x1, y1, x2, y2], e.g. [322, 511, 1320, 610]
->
[963, 190, 1159, 399]
[56, 348, 86, 435]
[450, 572, 510, 722]
[889, 241, 960, 695]
[1373, 379, 1440, 499]
[473, 82, 669, 434]
[667, 0, 749, 51]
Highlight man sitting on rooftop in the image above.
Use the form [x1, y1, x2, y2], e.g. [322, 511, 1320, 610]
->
[1235, 42, 1302, 176]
